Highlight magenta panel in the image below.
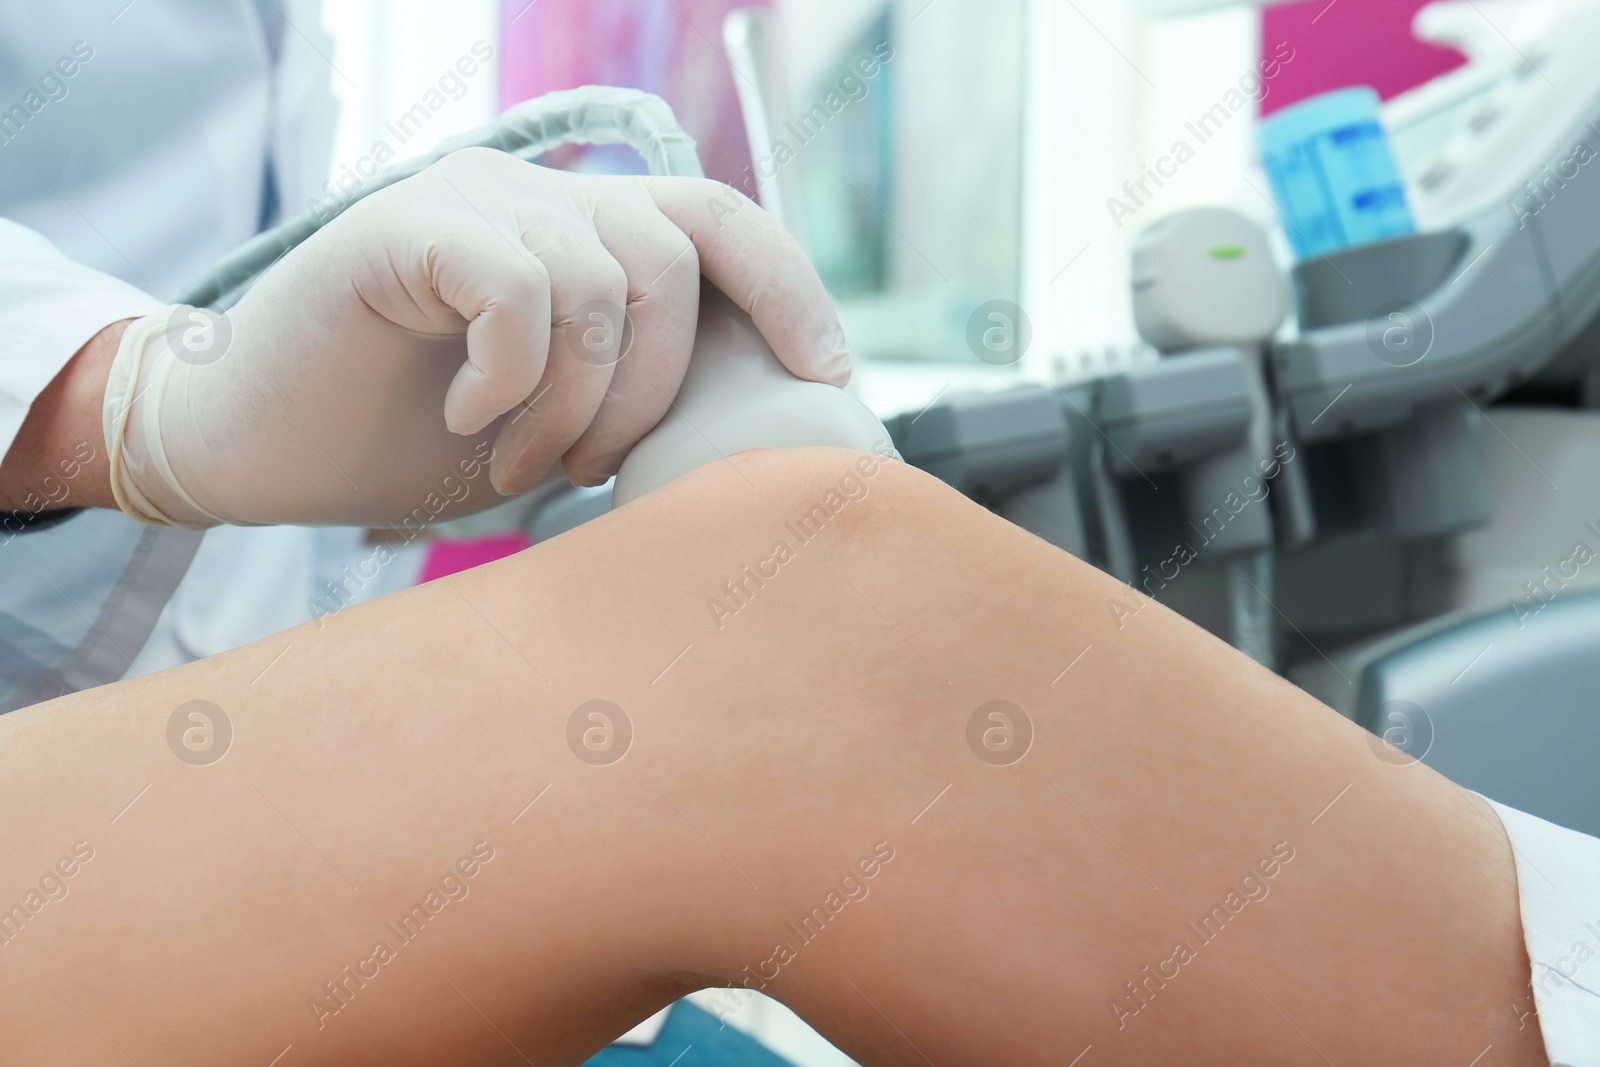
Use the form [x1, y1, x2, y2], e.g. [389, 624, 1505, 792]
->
[1261, 0, 1466, 116]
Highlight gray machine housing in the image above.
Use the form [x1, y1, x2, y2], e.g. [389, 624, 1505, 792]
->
[885, 109, 1600, 834]
[1277, 107, 1600, 445]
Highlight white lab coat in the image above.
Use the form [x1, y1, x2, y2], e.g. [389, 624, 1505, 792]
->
[0, 0, 420, 708]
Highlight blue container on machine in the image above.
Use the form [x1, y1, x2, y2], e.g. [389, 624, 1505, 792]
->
[1257, 86, 1415, 261]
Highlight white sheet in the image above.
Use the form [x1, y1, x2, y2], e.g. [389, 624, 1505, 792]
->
[1488, 798, 1600, 1067]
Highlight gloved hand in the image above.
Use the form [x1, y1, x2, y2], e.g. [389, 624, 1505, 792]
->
[102, 147, 850, 528]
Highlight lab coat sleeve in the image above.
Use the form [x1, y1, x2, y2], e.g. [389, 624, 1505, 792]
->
[0, 217, 166, 461]
[266, 0, 339, 230]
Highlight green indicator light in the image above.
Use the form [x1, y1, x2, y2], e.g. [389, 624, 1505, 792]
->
[1209, 245, 1246, 260]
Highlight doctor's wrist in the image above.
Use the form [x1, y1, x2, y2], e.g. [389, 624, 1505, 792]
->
[0, 319, 127, 521]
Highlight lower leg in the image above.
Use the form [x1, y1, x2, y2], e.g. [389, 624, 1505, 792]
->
[0, 449, 1545, 1065]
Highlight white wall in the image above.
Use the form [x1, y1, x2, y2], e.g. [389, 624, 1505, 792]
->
[320, 0, 501, 184]
[1022, 0, 1260, 380]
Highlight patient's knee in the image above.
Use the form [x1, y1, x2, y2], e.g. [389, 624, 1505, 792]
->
[668, 446, 951, 545]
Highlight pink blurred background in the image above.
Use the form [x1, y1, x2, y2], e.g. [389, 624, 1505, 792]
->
[1261, 0, 1467, 115]
[497, 0, 766, 186]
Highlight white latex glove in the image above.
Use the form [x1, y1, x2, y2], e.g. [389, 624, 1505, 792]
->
[102, 147, 850, 528]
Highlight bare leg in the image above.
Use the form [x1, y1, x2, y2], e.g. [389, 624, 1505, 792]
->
[0, 449, 1545, 1066]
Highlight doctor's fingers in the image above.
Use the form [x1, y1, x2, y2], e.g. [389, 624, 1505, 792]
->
[559, 187, 702, 487]
[641, 176, 851, 387]
[486, 232, 628, 496]
[417, 218, 555, 437]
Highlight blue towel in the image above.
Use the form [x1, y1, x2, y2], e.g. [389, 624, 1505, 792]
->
[584, 1003, 799, 1067]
